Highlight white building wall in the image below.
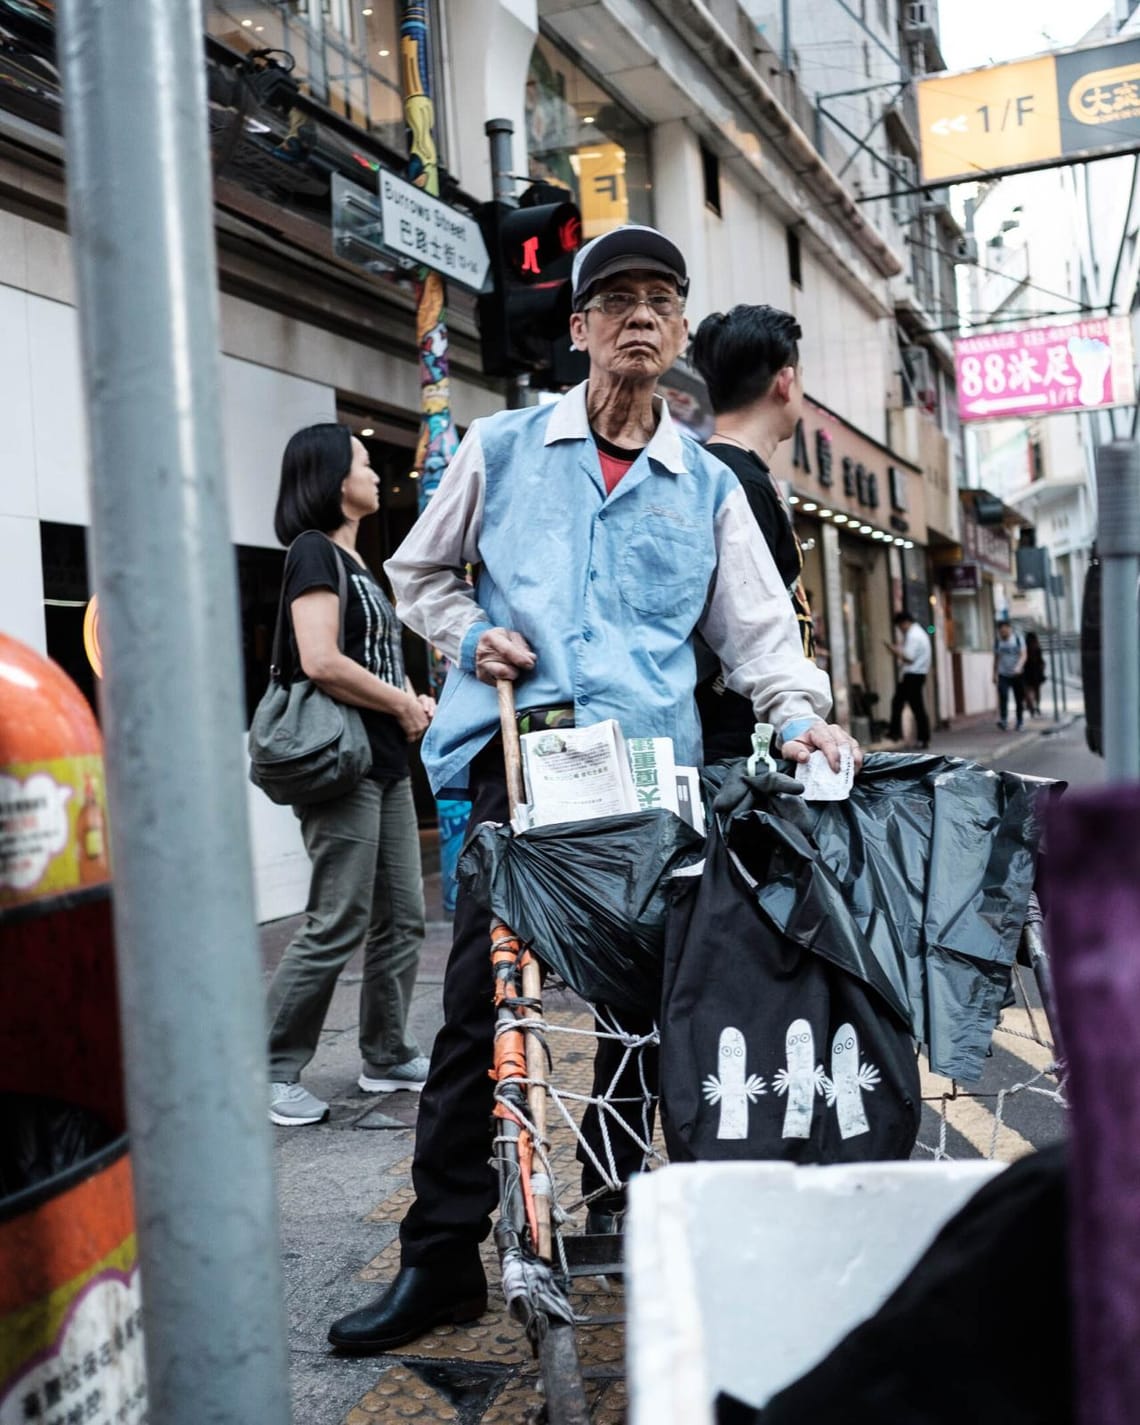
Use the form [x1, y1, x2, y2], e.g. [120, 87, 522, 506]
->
[0, 270, 346, 923]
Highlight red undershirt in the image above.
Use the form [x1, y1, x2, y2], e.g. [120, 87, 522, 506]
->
[594, 432, 644, 494]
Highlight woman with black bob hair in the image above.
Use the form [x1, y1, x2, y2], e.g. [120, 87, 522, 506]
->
[266, 422, 435, 1127]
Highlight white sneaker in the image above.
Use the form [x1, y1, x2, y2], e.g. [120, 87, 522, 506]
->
[358, 1055, 431, 1094]
[269, 1081, 329, 1126]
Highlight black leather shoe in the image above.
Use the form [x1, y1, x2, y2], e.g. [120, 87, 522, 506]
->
[585, 1206, 625, 1235]
[327, 1259, 487, 1354]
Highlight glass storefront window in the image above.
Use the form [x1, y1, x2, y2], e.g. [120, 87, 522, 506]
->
[526, 34, 651, 239]
[206, 0, 434, 155]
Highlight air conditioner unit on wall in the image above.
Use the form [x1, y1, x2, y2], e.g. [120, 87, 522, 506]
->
[920, 185, 950, 212]
[901, 346, 936, 410]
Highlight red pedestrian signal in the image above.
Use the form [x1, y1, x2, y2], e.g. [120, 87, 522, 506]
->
[478, 184, 584, 380]
[520, 235, 541, 275]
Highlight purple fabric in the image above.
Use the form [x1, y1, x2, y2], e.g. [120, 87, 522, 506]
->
[1046, 786, 1140, 1425]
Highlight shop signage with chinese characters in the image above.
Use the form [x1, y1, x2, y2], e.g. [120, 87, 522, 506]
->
[773, 397, 925, 539]
[942, 564, 981, 594]
[961, 509, 1013, 577]
[955, 315, 1134, 422]
[917, 35, 1140, 185]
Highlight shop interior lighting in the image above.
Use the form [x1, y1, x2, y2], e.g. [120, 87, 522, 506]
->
[362, 6, 374, 12]
[583, 115, 596, 124]
[818, 509, 833, 519]
[787, 494, 800, 504]
[255, 24, 264, 31]
[859, 524, 872, 534]
[833, 513, 849, 524]
[378, 48, 390, 56]
[802, 501, 818, 512]
[409, 469, 420, 480]
[360, 426, 375, 437]
[894, 537, 905, 546]
[241, 17, 253, 25]
[904, 540, 914, 548]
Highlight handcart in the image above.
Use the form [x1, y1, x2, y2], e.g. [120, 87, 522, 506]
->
[481, 680, 1063, 1424]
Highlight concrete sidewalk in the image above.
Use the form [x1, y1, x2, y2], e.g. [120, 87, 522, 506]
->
[262, 702, 1082, 1423]
[866, 691, 1084, 766]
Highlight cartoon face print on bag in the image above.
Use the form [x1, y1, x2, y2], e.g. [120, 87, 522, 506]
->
[702, 1026, 766, 1140]
[823, 1023, 882, 1140]
[772, 1018, 827, 1140]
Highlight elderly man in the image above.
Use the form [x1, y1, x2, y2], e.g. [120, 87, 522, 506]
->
[328, 224, 858, 1354]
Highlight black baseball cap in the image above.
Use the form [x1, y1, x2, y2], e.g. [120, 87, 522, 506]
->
[571, 224, 689, 309]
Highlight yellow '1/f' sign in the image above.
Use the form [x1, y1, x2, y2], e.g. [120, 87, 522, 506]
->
[916, 35, 1140, 185]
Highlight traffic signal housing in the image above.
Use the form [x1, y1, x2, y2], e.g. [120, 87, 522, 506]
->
[478, 183, 585, 384]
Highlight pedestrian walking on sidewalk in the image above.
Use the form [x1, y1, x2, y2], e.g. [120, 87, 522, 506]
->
[265, 424, 435, 1128]
[1023, 631, 1046, 717]
[690, 303, 817, 762]
[885, 609, 931, 748]
[993, 619, 1027, 731]
[326, 224, 859, 1355]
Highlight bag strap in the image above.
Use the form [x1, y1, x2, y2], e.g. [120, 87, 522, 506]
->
[270, 533, 350, 685]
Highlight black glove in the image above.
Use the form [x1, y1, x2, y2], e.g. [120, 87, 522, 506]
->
[712, 765, 804, 817]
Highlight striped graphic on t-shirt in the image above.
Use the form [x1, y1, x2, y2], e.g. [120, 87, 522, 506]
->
[352, 571, 404, 688]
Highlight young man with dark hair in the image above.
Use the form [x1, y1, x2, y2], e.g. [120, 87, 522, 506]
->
[885, 609, 932, 748]
[993, 619, 1027, 731]
[690, 304, 815, 760]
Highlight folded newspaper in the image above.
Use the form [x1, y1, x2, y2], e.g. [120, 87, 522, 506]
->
[517, 720, 705, 835]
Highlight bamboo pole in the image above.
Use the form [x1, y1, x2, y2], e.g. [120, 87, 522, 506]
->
[497, 678, 552, 1259]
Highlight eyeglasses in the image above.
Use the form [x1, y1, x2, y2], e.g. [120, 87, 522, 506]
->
[582, 291, 686, 319]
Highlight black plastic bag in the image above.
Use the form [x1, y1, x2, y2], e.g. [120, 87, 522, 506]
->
[1, 1093, 115, 1200]
[458, 809, 705, 1017]
[660, 798, 922, 1164]
[757, 752, 1059, 1081]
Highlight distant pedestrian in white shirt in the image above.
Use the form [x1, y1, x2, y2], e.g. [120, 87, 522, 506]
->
[884, 609, 931, 748]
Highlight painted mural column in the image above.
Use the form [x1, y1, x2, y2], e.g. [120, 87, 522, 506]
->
[399, 1, 468, 909]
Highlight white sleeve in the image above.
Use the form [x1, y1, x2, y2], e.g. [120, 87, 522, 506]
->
[698, 485, 833, 731]
[383, 423, 490, 664]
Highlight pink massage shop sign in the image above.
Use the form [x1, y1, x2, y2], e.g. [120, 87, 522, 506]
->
[954, 315, 1135, 422]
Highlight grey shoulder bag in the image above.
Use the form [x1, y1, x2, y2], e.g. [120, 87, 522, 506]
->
[248, 536, 373, 805]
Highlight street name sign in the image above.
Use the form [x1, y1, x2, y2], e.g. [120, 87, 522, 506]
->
[377, 168, 489, 292]
[916, 35, 1140, 184]
[954, 315, 1136, 423]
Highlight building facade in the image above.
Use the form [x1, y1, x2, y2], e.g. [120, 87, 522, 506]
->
[0, 0, 965, 917]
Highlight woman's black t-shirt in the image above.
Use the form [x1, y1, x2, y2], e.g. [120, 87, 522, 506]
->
[283, 531, 409, 781]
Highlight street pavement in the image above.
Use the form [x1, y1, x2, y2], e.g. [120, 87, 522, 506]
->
[264, 703, 1093, 1424]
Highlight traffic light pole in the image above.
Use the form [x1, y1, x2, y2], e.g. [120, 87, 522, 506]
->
[485, 118, 531, 411]
[57, 2, 290, 1421]
[1096, 441, 1140, 781]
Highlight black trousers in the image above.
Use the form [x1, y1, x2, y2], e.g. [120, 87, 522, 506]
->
[888, 672, 930, 745]
[399, 741, 655, 1266]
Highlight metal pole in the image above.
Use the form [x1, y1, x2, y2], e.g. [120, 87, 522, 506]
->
[399, 1, 468, 909]
[1045, 559, 1061, 725]
[56, 4, 290, 1422]
[485, 119, 529, 412]
[781, 0, 791, 72]
[486, 116, 516, 203]
[1097, 442, 1140, 780]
